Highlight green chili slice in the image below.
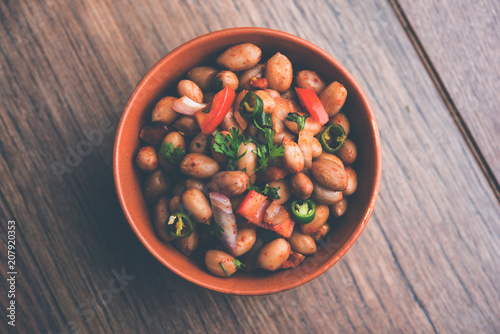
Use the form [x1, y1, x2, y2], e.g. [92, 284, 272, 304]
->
[239, 92, 263, 119]
[291, 199, 316, 224]
[166, 212, 194, 239]
[255, 110, 273, 128]
[320, 124, 346, 153]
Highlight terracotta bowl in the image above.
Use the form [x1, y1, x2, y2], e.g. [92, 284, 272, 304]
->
[114, 27, 381, 295]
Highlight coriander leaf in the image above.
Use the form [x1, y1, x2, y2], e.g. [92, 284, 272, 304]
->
[247, 179, 280, 199]
[285, 112, 309, 131]
[219, 262, 231, 277]
[233, 259, 246, 269]
[160, 142, 186, 165]
[212, 127, 247, 170]
[262, 184, 281, 199]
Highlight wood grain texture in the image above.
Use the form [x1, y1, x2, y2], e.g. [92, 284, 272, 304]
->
[395, 0, 500, 188]
[0, 0, 499, 333]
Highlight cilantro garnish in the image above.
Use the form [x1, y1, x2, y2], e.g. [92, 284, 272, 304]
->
[247, 179, 281, 200]
[212, 127, 247, 170]
[159, 142, 186, 165]
[233, 259, 246, 269]
[285, 112, 309, 131]
[251, 120, 284, 172]
[220, 262, 230, 277]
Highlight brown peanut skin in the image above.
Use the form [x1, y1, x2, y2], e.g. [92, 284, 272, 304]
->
[187, 66, 218, 92]
[328, 112, 350, 136]
[265, 52, 293, 93]
[300, 205, 329, 235]
[174, 228, 199, 256]
[205, 250, 237, 277]
[151, 96, 179, 124]
[232, 228, 257, 257]
[207, 171, 250, 197]
[336, 139, 357, 165]
[311, 159, 348, 191]
[331, 198, 348, 217]
[288, 230, 317, 255]
[268, 179, 292, 205]
[295, 70, 326, 95]
[215, 71, 239, 91]
[216, 43, 262, 71]
[153, 196, 174, 242]
[290, 173, 314, 199]
[136, 146, 158, 172]
[319, 81, 347, 116]
[256, 239, 291, 271]
[343, 166, 358, 196]
[143, 170, 171, 200]
[181, 188, 212, 224]
[177, 79, 203, 103]
[179, 153, 220, 179]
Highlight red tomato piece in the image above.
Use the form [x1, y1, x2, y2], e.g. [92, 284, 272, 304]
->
[195, 87, 235, 134]
[236, 190, 269, 224]
[295, 87, 329, 125]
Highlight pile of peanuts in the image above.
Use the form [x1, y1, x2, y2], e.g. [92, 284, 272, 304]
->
[135, 43, 358, 277]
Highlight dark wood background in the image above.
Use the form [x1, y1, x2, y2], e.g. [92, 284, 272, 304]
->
[1, 0, 499, 333]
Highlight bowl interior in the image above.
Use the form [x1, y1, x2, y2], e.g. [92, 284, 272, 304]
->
[114, 28, 381, 295]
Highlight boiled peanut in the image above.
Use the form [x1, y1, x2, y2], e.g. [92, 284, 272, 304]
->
[215, 71, 239, 91]
[312, 180, 343, 205]
[283, 137, 304, 173]
[177, 80, 203, 103]
[256, 238, 291, 271]
[311, 137, 322, 158]
[295, 70, 326, 95]
[343, 166, 358, 196]
[172, 116, 200, 137]
[216, 43, 262, 71]
[311, 159, 348, 191]
[184, 178, 205, 192]
[236, 142, 258, 178]
[265, 52, 293, 92]
[319, 81, 347, 116]
[329, 112, 350, 136]
[189, 133, 209, 154]
[174, 228, 199, 256]
[331, 198, 348, 217]
[143, 169, 171, 200]
[336, 139, 357, 165]
[187, 66, 218, 92]
[207, 171, 249, 197]
[162, 131, 186, 151]
[300, 205, 329, 235]
[153, 196, 174, 242]
[182, 188, 212, 224]
[254, 90, 277, 114]
[180, 153, 220, 179]
[238, 64, 265, 91]
[136, 146, 158, 172]
[290, 173, 314, 199]
[232, 228, 257, 257]
[316, 152, 344, 169]
[288, 230, 317, 255]
[311, 223, 331, 241]
[205, 250, 237, 277]
[151, 96, 179, 124]
[268, 179, 292, 205]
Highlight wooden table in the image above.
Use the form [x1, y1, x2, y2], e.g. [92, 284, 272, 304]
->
[1, 0, 499, 333]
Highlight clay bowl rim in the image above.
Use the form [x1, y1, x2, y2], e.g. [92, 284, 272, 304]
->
[113, 27, 382, 295]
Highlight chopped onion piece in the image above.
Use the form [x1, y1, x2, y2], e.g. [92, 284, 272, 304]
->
[172, 96, 207, 115]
